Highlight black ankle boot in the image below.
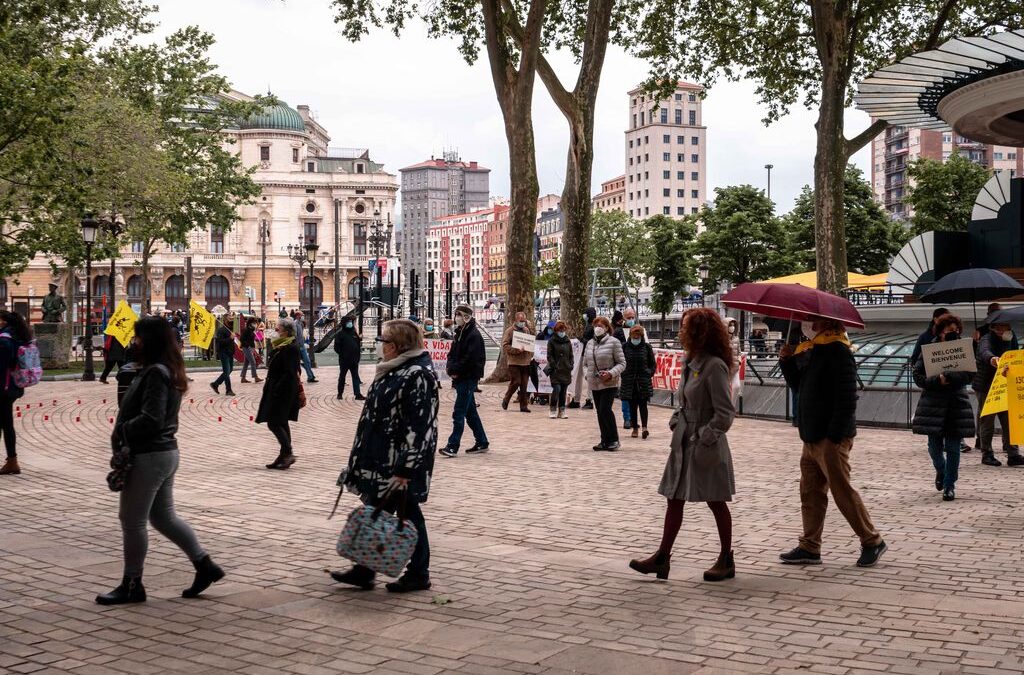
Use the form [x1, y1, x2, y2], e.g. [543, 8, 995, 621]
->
[329, 565, 375, 590]
[182, 555, 225, 598]
[96, 577, 146, 605]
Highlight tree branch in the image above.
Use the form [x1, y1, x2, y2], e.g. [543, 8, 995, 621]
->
[514, 0, 547, 97]
[925, 0, 959, 49]
[845, 117, 888, 158]
[481, 0, 513, 110]
[497, 0, 575, 116]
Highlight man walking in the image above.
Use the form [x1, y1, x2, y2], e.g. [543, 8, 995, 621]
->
[778, 317, 887, 567]
[569, 307, 597, 409]
[333, 315, 363, 400]
[293, 310, 318, 383]
[440, 304, 489, 457]
[975, 318, 1024, 467]
[501, 311, 533, 413]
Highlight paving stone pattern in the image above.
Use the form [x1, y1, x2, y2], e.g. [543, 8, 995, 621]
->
[1, 366, 1023, 674]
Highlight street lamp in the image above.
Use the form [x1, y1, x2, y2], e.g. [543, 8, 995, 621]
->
[259, 218, 269, 319]
[81, 215, 99, 381]
[698, 264, 709, 308]
[304, 242, 319, 367]
[368, 202, 392, 258]
[764, 163, 774, 201]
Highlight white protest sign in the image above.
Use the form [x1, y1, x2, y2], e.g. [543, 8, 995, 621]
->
[424, 338, 452, 382]
[921, 337, 977, 378]
[510, 330, 535, 353]
[529, 339, 583, 394]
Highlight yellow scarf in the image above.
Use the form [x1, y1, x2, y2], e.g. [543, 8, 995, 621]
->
[795, 328, 852, 354]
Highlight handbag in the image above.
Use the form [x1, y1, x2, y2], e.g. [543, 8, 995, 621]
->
[297, 376, 307, 408]
[106, 434, 133, 492]
[335, 491, 419, 578]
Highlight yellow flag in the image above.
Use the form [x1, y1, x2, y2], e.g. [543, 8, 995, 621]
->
[189, 301, 216, 350]
[103, 300, 138, 348]
[1007, 365, 1024, 445]
[980, 349, 1024, 416]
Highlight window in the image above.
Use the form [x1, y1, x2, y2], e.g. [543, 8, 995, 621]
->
[292, 148, 299, 163]
[352, 222, 367, 256]
[629, 157, 633, 166]
[644, 171, 649, 179]
[165, 275, 186, 311]
[691, 207, 698, 214]
[660, 108, 668, 123]
[640, 112, 645, 125]
[691, 190, 699, 198]
[307, 161, 315, 172]
[674, 93, 682, 101]
[127, 275, 144, 303]
[356, 163, 364, 173]
[628, 192, 633, 200]
[675, 109, 682, 124]
[677, 135, 684, 144]
[663, 206, 670, 215]
[260, 145, 270, 161]
[210, 227, 224, 253]
[691, 172, 699, 181]
[663, 152, 670, 161]
[677, 189, 684, 198]
[677, 207, 685, 215]
[632, 113, 637, 128]
[691, 154, 699, 163]
[0, 279, 6, 309]
[691, 136, 699, 145]
[301, 275, 323, 307]
[628, 175, 633, 183]
[689, 110, 696, 125]
[662, 134, 670, 143]
[663, 170, 670, 179]
[663, 188, 670, 197]
[644, 153, 649, 162]
[131, 241, 144, 253]
[677, 153, 684, 162]
[677, 171, 684, 180]
[169, 243, 185, 253]
[644, 189, 649, 197]
[644, 207, 649, 215]
[688, 93, 696, 102]
[304, 222, 318, 244]
[1010, 152, 1018, 160]
[644, 136, 649, 144]
[204, 275, 230, 310]
[629, 140, 633, 148]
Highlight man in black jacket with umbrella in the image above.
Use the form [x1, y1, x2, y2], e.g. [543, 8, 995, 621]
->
[440, 304, 489, 457]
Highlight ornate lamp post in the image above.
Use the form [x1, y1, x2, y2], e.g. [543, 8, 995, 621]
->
[259, 218, 269, 319]
[698, 264, 709, 308]
[80, 215, 99, 381]
[305, 241, 319, 367]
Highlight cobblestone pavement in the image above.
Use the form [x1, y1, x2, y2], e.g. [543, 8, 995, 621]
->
[2, 366, 1023, 675]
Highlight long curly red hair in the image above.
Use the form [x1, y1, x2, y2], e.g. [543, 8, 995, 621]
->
[680, 308, 734, 365]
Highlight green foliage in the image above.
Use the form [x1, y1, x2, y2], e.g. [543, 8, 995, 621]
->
[694, 185, 795, 289]
[588, 210, 654, 289]
[785, 166, 911, 275]
[536, 256, 561, 292]
[645, 214, 696, 315]
[905, 152, 991, 235]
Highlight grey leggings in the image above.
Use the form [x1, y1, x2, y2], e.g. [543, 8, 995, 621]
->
[241, 347, 258, 379]
[119, 450, 206, 577]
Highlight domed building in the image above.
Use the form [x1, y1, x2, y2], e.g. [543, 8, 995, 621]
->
[6, 90, 397, 320]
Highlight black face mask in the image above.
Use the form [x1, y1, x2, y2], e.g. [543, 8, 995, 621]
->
[944, 331, 961, 342]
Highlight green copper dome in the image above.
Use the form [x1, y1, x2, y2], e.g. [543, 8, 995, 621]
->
[241, 101, 305, 132]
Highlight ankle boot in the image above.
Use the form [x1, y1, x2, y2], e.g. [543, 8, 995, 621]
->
[0, 457, 21, 475]
[182, 555, 225, 598]
[703, 550, 735, 582]
[629, 551, 671, 579]
[96, 576, 146, 605]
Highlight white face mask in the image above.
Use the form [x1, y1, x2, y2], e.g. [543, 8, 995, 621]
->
[801, 321, 816, 339]
[593, 326, 606, 338]
[375, 340, 385, 359]
[1001, 330, 1013, 341]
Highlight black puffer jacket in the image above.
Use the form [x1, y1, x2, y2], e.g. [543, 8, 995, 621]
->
[780, 341, 858, 443]
[620, 339, 655, 401]
[912, 349, 975, 438]
[546, 334, 574, 386]
[113, 364, 180, 455]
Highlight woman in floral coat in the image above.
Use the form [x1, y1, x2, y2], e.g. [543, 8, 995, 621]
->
[331, 318, 439, 593]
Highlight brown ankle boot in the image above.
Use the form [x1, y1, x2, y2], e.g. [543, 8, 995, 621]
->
[703, 550, 735, 581]
[0, 457, 21, 475]
[629, 551, 670, 579]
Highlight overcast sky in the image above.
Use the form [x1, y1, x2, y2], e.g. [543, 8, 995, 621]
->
[152, 0, 875, 215]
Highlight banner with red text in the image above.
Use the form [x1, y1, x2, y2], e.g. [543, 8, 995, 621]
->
[424, 338, 452, 382]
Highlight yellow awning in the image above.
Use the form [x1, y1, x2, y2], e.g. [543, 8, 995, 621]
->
[846, 272, 889, 291]
[761, 271, 877, 288]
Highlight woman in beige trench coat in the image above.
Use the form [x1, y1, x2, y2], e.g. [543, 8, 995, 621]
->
[629, 308, 737, 582]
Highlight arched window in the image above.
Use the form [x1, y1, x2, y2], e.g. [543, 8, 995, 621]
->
[165, 275, 186, 312]
[126, 275, 145, 306]
[301, 275, 323, 308]
[205, 274, 230, 311]
[347, 275, 369, 301]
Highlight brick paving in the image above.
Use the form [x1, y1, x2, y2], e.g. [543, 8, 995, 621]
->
[1, 365, 1023, 674]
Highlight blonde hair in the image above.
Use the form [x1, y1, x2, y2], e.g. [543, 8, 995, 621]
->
[383, 318, 423, 353]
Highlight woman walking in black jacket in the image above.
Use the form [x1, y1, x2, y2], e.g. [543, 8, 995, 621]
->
[912, 313, 974, 501]
[620, 325, 656, 439]
[257, 318, 302, 469]
[545, 321, 574, 418]
[97, 317, 223, 605]
[0, 311, 32, 475]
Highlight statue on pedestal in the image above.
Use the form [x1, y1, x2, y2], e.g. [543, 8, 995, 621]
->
[41, 283, 67, 323]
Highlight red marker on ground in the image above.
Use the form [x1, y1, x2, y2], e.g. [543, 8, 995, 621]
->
[75, 416, 80, 422]
[217, 416, 222, 422]
[77, 399, 81, 405]
[249, 415, 254, 421]
[109, 418, 114, 423]
[44, 415, 49, 421]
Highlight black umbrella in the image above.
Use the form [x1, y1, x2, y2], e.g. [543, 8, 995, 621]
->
[919, 268, 1024, 324]
[983, 306, 1024, 326]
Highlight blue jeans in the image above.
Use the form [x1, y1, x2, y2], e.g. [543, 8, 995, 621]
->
[298, 346, 315, 381]
[620, 397, 631, 424]
[446, 378, 488, 451]
[928, 434, 961, 490]
[212, 354, 233, 391]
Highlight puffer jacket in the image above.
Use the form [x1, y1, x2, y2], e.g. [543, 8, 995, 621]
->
[912, 349, 975, 438]
[620, 339, 655, 401]
[545, 334, 574, 386]
[583, 334, 626, 391]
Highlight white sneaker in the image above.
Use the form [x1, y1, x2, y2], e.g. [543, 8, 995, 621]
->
[548, 409, 557, 419]
[558, 408, 567, 419]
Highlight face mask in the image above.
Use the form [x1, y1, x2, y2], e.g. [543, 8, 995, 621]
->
[345, 321, 353, 329]
[944, 331, 961, 342]
[593, 326, 606, 338]
[1001, 331, 1013, 341]
[425, 324, 433, 331]
[455, 315, 466, 326]
[515, 321, 525, 329]
[625, 319, 635, 328]
[630, 337, 642, 346]
[375, 340, 385, 358]
[800, 321, 816, 339]
[556, 331, 566, 338]
[546, 328, 553, 335]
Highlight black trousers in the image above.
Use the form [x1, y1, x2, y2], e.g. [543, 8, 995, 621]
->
[0, 395, 15, 459]
[592, 388, 619, 445]
[268, 422, 292, 455]
[628, 399, 649, 429]
[338, 363, 362, 397]
[100, 358, 124, 381]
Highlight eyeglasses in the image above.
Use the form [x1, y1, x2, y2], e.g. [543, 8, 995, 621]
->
[375, 336, 393, 344]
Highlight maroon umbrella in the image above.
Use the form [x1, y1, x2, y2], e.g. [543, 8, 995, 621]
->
[722, 282, 865, 328]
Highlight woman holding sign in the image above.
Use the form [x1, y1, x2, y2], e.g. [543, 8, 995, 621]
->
[912, 313, 975, 501]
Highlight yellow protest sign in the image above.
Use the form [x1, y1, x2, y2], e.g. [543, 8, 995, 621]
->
[103, 300, 137, 348]
[1006, 366, 1024, 445]
[980, 350, 1024, 416]
[189, 301, 216, 349]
